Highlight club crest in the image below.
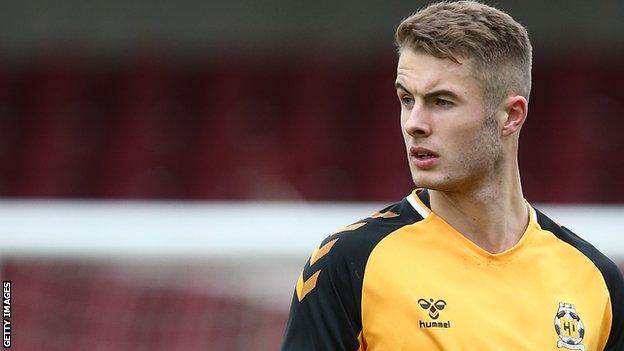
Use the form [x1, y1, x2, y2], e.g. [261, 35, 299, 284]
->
[554, 302, 585, 351]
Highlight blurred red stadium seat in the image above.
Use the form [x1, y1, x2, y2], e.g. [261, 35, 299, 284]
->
[1, 51, 623, 202]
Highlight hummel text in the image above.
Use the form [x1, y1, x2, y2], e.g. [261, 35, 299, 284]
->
[419, 320, 451, 329]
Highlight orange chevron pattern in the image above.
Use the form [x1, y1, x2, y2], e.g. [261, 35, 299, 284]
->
[310, 238, 339, 265]
[370, 211, 399, 219]
[296, 221, 370, 302]
[335, 222, 366, 234]
[296, 270, 321, 302]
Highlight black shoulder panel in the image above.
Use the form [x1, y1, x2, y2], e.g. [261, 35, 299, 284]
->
[535, 208, 624, 350]
[281, 197, 423, 350]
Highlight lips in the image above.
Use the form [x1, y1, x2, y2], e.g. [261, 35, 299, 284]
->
[409, 146, 439, 169]
[410, 146, 439, 159]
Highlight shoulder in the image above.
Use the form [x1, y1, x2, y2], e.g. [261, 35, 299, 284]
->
[534, 207, 624, 344]
[286, 196, 425, 345]
[296, 196, 424, 301]
[317, 196, 424, 268]
[284, 198, 423, 351]
[534, 208, 622, 287]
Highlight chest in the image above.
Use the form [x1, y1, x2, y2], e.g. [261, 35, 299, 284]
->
[360, 248, 610, 350]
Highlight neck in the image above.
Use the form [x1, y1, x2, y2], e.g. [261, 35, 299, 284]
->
[428, 160, 529, 254]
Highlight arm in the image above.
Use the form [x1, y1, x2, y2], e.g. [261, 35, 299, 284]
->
[281, 235, 363, 351]
[281, 200, 416, 350]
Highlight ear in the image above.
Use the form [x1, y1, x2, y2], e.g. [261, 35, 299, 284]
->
[500, 95, 528, 137]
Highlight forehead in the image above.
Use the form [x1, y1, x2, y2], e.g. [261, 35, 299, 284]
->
[396, 49, 478, 94]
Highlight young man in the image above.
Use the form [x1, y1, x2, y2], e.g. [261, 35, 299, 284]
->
[281, 2, 623, 350]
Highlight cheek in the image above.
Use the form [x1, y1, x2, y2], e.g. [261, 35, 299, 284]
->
[445, 121, 480, 147]
[400, 114, 410, 142]
[399, 111, 408, 127]
[460, 120, 500, 164]
[442, 121, 489, 164]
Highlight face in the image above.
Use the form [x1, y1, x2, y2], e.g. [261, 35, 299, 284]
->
[396, 49, 503, 192]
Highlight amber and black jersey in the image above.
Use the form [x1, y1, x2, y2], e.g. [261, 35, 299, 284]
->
[281, 189, 624, 350]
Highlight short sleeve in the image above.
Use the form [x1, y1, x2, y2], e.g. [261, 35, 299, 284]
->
[281, 235, 362, 351]
[280, 198, 420, 350]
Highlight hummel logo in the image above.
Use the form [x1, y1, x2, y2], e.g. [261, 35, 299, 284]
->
[418, 298, 451, 329]
[418, 298, 447, 319]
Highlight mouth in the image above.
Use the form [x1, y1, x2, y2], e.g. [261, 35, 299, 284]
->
[409, 146, 439, 169]
[415, 152, 436, 160]
[410, 146, 438, 159]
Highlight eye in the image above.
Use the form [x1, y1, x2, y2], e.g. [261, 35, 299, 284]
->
[435, 98, 453, 107]
[399, 95, 414, 108]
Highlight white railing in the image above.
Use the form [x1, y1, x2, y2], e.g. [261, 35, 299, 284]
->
[1, 200, 622, 307]
[1, 200, 622, 259]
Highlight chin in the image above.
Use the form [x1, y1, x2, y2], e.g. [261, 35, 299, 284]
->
[411, 173, 439, 190]
[411, 172, 459, 192]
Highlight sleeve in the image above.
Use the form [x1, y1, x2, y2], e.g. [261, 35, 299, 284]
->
[539, 218, 624, 351]
[603, 262, 624, 350]
[281, 234, 364, 351]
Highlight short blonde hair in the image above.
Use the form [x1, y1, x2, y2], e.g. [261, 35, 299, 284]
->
[395, 1, 532, 108]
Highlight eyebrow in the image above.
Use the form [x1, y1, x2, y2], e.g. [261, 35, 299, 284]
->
[395, 82, 462, 101]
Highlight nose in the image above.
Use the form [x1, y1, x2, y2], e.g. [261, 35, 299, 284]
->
[402, 105, 432, 138]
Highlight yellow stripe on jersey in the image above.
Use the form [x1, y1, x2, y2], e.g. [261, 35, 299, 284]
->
[310, 238, 339, 266]
[335, 222, 367, 233]
[370, 211, 400, 219]
[296, 270, 320, 302]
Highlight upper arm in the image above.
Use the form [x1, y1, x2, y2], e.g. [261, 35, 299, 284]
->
[281, 234, 363, 351]
[280, 199, 418, 350]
